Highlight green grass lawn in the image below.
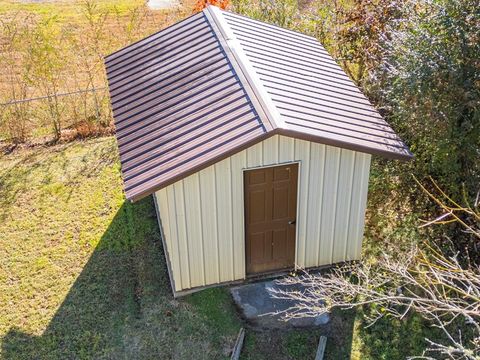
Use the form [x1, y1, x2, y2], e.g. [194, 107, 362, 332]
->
[0, 137, 242, 359]
[0, 136, 439, 359]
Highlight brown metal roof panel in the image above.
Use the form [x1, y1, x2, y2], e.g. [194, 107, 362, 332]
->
[239, 41, 347, 76]
[109, 50, 224, 110]
[105, 12, 205, 66]
[223, 12, 327, 52]
[234, 34, 337, 68]
[218, 8, 411, 158]
[120, 102, 257, 169]
[123, 120, 267, 199]
[119, 93, 250, 156]
[258, 72, 373, 105]
[242, 47, 348, 79]
[272, 97, 386, 126]
[251, 62, 364, 95]
[277, 108, 397, 139]
[242, 49, 353, 83]
[105, 9, 271, 201]
[107, 25, 213, 82]
[269, 90, 385, 120]
[122, 111, 264, 182]
[251, 63, 364, 95]
[263, 83, 377, 112]
[108, 38, 221, 96]
[279, 126, 412, 161]
[112, 62, 232, 123]
[111, 55, 228, 113]
[282, 116, 407, 149]
[115, 78, 242, 137]
[235, 35, 340, 71]
[116, 87, 246, 147]
[229, 28, 335, 64]
[249, 59, 357, 90]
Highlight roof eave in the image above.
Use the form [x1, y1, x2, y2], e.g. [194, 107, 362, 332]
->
[276, 128, 414, 161]
[125, 131, 276, 202]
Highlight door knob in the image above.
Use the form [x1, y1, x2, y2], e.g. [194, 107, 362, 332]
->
[288, 220, 296, 225]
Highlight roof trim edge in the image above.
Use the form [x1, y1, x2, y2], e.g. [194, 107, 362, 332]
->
[277, 128, 414, 161]
[127, 131, 276, 202]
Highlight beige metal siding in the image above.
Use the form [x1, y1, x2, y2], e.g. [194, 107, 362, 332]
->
[155, 135, 371, 292]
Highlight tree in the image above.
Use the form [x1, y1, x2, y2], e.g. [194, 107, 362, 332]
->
[334, 0, 405, 86]
[371, 0, 480, 204]
[193, 0, 229, 12]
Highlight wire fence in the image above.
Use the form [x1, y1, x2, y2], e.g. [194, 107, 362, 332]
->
[0, 87, 107, 107]
[0, 86, 112, 142]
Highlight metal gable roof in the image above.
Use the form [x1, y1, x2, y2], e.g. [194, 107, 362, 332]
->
[105, 6, 412, 202]
[105, 11, 271, 201]
[211, 6, 412, 160]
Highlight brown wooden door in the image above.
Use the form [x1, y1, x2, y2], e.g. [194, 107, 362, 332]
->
[244, 163, 298, 275]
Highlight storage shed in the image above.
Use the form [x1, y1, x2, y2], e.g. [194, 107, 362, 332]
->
[104, 5, 412, 296]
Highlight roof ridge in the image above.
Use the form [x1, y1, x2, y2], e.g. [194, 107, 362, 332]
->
[204, 5, 285, 131]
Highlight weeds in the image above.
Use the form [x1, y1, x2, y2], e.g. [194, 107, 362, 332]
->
[0, 1, 179, 144]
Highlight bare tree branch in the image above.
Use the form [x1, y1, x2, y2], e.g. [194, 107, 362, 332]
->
[271, 180, 480, 359]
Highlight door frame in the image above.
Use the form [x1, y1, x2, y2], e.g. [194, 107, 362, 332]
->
[241, 161, 302, 277]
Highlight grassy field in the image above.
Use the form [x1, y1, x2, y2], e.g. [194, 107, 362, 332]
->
[0, 136, 440, 359]
[0, 0, 163, 19]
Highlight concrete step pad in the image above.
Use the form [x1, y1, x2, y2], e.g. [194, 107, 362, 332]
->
[230, 279, 329, 329]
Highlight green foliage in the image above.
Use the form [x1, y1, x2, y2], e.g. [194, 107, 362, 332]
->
[367, 0, 480, 252]
[353, 308, 444, 360]
[375, 0, 480, 190]
[334, 0, 405, 85]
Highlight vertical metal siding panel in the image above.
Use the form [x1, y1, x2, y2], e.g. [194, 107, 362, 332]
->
[247, 142, 263, 166]
[294, 139, 310, 268]
[278, 135, 294, 162]
[348, 153, 371, 260]
[198, 166, 221, 284]
[155, 190, 171, 249]
[304, 143, 323, 267]
[183, 174, 205, 287]
[166, 185, 183, 291]
[345, 152, 364, 261]
[173, 181, 191, 290]
[332, 149, 355, 263]
[262, 135, 279, 165]
[319, 146, 341, 265]
[315, 145, 327, 265]
[231, 151, 247, 280]
[215, 159, 234, 282]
